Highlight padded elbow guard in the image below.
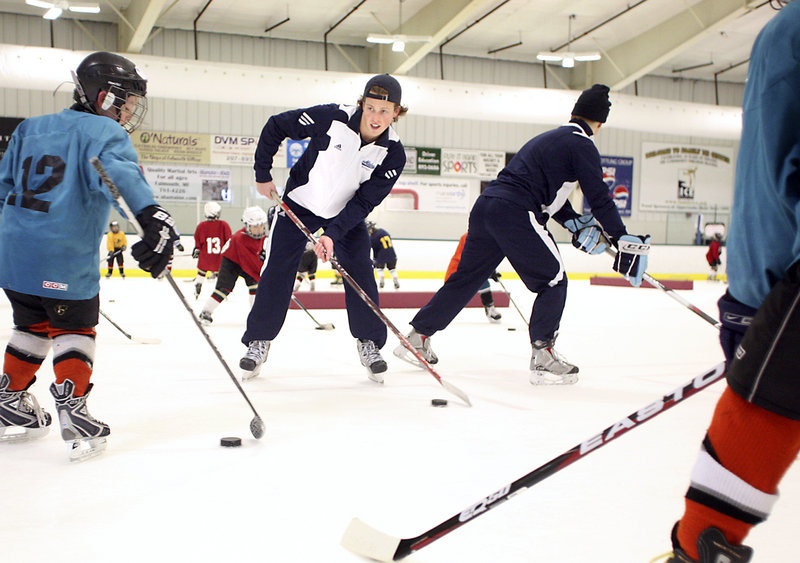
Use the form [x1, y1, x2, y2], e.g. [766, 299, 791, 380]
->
[727, 262, 800, 421]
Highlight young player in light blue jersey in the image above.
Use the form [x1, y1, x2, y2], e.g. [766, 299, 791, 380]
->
[0, 51, 179, 461]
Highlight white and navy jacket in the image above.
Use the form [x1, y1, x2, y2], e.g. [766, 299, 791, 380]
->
[254, 103, 405, 242]
[481, 118, 627, 240]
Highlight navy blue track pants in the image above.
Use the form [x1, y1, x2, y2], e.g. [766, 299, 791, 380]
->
[242, 199, 386, 348]
[411, 195, 567, 343]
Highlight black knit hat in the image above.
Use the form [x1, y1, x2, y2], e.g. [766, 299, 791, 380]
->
[363, 74, 402, 105]
[571, 83, 611, 123]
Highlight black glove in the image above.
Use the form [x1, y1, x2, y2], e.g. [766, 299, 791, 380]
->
[717, 291, 756, 365]
[192, 247, 200, 259]
[131, 205, 179, 278]
[175, 242, 185, 252]
[258, 249, 266, 262]
[490, 271, 501, 282]
[106, 251, 114, 260]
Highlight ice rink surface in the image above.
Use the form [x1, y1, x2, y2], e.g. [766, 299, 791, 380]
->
[1, 275, 796, 562]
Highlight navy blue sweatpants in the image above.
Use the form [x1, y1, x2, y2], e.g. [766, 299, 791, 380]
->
[242, 199, 386, 348]
[411, 195, 567, 343]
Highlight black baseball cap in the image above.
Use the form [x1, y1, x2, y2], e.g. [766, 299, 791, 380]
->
[363, 74, 402, 105]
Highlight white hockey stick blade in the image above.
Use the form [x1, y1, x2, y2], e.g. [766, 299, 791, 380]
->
[132, 336, 162, 345]
[315, 323, 336, 330]
[341, 518, 401, 562]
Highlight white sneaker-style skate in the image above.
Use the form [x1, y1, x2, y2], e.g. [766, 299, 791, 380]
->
[357, 339, 387, 383]
[240, 340, 270, 381]
[484, 305, 502, 323]
[393, 329, 438, 368]
[50, 379, 109, 462]
[0, 374, 52, 443]
[530, 340, 578, 385]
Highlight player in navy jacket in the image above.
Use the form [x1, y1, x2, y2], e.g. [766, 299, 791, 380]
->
[396, 84, 650, 385]
[241, 74, 407, 383]
[0, 52, 178, 460]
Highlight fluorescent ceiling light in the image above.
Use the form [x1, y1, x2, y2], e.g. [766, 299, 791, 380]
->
[25, 0, 53, 8]
[25, 0, 101, 19]
[367, 34, 395, 44]
[536, 51, 601, 68]
[43, 7, 62, 19]
[69, 5, 100, 13]
[391, 41, 405, 52]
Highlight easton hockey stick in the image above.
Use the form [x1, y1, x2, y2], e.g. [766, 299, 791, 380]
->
[291, 294, 335, 330]
[99, 309, 161, 344]
[602, 235, 721, 329]
[272, 193, 471, 407]
[341, 361, 726, 561]
[90, 157, 266, 440]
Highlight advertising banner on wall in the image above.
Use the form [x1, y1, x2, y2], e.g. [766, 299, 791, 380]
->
[441, 148, 505, 180]
[391, 175, 471, 212]
[415, 147, 441, 175]
[583, 155, 634, 217]
[142, 164, 231, 201]
[639, 142, 733, 212]
[133, 130, 210, 164]
[210, 134, 257, 165]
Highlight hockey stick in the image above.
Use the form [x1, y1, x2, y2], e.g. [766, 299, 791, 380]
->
[99, 309, 161, 344]
[493, 277, 529, 328]
[271, 193, 471, 407]
[291, 294, 335, 330]
[90, 157, 266, 440]
[341, 361, 726, 561]
[602, 235, 721, 329]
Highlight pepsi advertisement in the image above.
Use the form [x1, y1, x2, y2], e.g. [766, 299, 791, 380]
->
[584, 155, 633, 217]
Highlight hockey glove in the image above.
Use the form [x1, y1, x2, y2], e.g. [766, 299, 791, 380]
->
[564, 214, 607, 255]
[131, 205, 179, 278]
[192, 248, 200, 259]
[490, 271, 501, 282]
[258, 249, 266, 262]
[612, 234, 650, 287]
[717, 291, 756, 365]
[175, 242, 185, 252]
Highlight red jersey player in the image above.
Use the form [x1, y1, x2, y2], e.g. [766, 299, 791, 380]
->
[193, 201, 232, 298]
[198, 207, 267, 325]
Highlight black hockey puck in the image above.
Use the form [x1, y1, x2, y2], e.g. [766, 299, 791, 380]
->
[507, 327, 516, 331]
[220, 436, 242, 447]
[431, 399, 448, 407]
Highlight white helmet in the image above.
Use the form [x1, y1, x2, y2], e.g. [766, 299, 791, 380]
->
[204, 201, 222, 220]
[242, 206, 268, 239]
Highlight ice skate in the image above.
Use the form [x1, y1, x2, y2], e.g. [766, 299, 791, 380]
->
[393, 279, 400, 290]
[393, 329, 438, 368]
[484, 305, 502, 323]
[378, 278, 384, 289]
[530, 339, 578, 385]
[50, 379, 109, 462]
[357, 339, 387, 383]
[0, 374, 52, 443]
[198, 311, 213, 326]
[666, 523, 753, 563]
[105, 272, 112, 278]
[240, 340, 270, 381]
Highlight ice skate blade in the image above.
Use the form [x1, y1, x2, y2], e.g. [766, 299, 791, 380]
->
[241, 366, 262, 382]
[367, 369, 385, 384]
[529, 371, 578, 385]
[68, 437, 108, 462]
[0, 425, 50, 443]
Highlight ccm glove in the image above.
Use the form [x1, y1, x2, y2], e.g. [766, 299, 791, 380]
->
[490, 271, 501, 282]
[612, 234, 651, 287]
[717, 291, 756, 365]
[131, 205, 179, 278]
[564, 214, 607, 255]
[192, 247, 200, 259]
[175, 242, 185, 252]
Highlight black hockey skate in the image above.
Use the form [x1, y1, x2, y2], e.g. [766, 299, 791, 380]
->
[357, 339, 387, 383]
[0, 374, 52, 443]
[50, 379, 110, 462]
[667, 523, 753, 563]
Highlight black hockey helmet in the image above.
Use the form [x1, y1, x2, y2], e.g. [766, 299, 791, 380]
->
[73, 51, 148, 132]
